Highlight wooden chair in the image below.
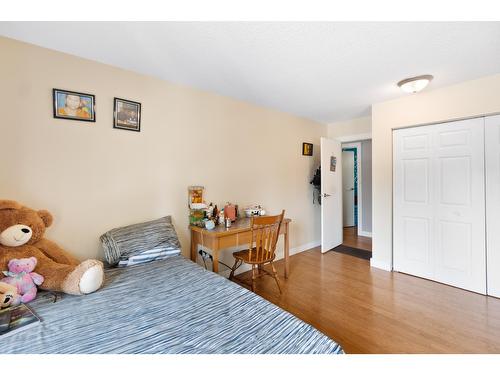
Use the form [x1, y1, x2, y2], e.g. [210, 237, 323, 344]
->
[229, 210, 285, 293]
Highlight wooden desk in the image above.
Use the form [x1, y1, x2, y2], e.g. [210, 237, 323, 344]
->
[190, 217, 291, 278]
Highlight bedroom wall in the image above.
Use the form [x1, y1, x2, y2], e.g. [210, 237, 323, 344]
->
[0, 36, 326, 265]
[371, 73, 500, 270]
[327, 115, 371, 139]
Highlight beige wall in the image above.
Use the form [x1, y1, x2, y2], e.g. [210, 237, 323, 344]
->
[327, 116, 371, 139]
[0, 36, 326, 264]
[371, 73, 500, 270]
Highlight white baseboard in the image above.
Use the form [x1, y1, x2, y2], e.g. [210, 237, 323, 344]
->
[289, 240, 321, 256]
[358, 230, 372, 238]
[370, 258, 392, 271]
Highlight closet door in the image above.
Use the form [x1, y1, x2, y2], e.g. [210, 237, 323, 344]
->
[486, 115, 500, 298]
[394, 118, 486, 294]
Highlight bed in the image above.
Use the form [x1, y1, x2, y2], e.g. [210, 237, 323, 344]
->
[2, 255, 343, 354]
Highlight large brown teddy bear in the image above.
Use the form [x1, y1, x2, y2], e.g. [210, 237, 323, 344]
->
[0, 200, 104, 295]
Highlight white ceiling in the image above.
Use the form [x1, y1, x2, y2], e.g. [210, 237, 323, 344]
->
[1, 22, 500, 124]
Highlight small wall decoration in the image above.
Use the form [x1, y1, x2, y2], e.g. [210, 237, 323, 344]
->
[302, 142, 313, 156]
[53, 89, 95, 122]
[330, 156, 337, 172]
[113, 97, 141, 132]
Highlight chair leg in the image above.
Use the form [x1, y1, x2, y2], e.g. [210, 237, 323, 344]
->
[270, 261, 282, 294]
[229, 259, 240, 280]
[251, 265, 257, 292]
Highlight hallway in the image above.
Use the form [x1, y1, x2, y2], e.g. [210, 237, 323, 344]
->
[342, 226, 372, 251]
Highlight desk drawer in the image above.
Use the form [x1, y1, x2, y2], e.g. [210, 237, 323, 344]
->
[218, 235, 238, 249]
[237, 231, 252, 247]
[218, 232, 252, 249]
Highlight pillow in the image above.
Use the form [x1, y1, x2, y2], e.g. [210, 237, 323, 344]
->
[100, 216, 181, 267]
[116, 247, 181, 267]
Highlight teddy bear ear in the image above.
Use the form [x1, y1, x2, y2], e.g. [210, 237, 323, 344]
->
[38, 210, 53, 227]
[0, 200, 22, 211]
[30, 257, 38, 266]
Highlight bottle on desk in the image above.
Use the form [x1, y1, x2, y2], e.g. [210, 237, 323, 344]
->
[207, 202, 214, 219]
[213, 205, 218, 222]
[218, 209, 225, 225]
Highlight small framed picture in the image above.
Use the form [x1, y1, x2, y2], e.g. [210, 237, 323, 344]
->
[330, 156, 337, 172]
[53, 89, 95, 122]
[302, 142, 313, 156]
[113, 98, 141, 132]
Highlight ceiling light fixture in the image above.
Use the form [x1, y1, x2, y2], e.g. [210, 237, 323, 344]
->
[397, 74, 434, 94]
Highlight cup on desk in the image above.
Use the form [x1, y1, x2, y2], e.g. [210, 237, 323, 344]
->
[204, 220, 215, 230]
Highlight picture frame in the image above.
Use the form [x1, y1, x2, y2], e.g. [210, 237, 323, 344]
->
[302, 142, 313, 156]
[53, 89, 95, 122]
[113, 97, 141, 132]
[330, 156, 337, 172]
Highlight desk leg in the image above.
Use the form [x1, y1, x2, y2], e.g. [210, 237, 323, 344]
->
[212, 240, 219, 274]
[284, 222, 289, 279]
[190, 231, 197, 262]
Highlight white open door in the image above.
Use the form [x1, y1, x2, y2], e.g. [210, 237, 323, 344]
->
[321, 137, 343, 253]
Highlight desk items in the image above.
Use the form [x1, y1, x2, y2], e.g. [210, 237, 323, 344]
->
[218, 209, 225, 225]
[188, 186, 207, 226]
[188, 187, 266, 230]
[204, 220, 215, 230]
[224, 203, 236, 221]
[244, 205, 266, 217]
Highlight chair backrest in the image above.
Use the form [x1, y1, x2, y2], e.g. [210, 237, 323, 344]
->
[249, 210, 285, 263]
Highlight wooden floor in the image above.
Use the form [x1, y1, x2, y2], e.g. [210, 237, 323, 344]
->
[342, 226, 372, 251]
[237, 248, 500, 353]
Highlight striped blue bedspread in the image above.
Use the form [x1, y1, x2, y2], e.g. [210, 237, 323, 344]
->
[2, 256, 343, 354]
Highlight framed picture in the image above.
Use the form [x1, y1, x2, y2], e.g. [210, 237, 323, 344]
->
[113, 98, 141, 132]
[302, 142, 313, 156]
[330, 156, 337, 172]
[53, 89, 95, 122]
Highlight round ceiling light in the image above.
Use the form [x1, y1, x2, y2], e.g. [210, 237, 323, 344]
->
[397, 75, 434, 94]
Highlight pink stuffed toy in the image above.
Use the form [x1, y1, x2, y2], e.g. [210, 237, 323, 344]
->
[1, 257, 44, 304]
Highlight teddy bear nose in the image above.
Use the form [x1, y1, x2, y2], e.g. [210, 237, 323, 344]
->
[21, 228, 30, 233]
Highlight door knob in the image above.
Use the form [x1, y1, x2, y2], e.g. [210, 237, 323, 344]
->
[323, 193, 331, 197]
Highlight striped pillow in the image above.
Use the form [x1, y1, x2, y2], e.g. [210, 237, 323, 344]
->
[100, 216, 181, 267]
[117, 248, 181, 267]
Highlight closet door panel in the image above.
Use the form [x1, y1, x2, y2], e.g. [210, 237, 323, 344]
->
[393, 127, 434, 279]
[486, 115, 500, 298]
[433, 119, 486, 294]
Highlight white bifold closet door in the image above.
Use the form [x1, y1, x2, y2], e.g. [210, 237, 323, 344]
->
[393, 118, 486, 294]
[486, 115, 500, 298]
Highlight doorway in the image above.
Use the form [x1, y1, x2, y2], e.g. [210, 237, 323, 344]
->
[342, 146, 357, 228]
[341, 141, 372, 253]
[320, 137, 373, 257]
